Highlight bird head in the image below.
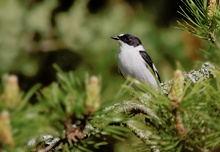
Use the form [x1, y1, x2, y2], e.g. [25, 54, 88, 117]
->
[111, 34, 142, 47]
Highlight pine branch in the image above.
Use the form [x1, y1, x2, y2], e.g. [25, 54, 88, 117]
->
[2, 61, 220, 152]
[103, 101, 160, 121]
[161, 61, 217, 94]
[34, 61, 219, 151]
[177, 0, 220, 48]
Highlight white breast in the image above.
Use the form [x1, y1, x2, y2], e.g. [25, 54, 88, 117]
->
[118, 44, 158, 88]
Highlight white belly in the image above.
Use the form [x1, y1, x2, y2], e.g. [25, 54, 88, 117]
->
[118, 48, 158, 89]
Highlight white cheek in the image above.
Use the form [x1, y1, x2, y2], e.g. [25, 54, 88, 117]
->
[120, 43, 134, 51]
[119, 43, 144, 52]
[118, 40, 124, 46]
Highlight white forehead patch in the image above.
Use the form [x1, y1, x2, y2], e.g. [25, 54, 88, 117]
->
[119, 34, 124, 37]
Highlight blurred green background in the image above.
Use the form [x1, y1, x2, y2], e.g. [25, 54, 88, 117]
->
[0, 0, 205, 101]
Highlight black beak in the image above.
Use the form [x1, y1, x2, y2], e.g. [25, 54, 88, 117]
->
[111, 36, 119, 40]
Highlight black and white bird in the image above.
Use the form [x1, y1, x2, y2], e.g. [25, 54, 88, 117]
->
[111, 34, 161, 89]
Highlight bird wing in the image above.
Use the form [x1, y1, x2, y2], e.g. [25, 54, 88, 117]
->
[139, 51, 161, 83]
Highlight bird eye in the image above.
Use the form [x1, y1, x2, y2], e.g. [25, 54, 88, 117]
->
[125, 37, 130, 41]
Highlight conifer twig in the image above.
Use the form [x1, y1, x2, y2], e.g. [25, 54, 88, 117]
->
[104, 101, 160, 121]
[161, 62, 216, 94]
[36, 138, 65, 152]
[168, 70, 187, 138]
[126, 123, 148, 142]
[178, 0, 220, 48]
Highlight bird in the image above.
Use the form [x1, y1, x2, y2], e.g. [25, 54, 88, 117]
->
[111, 33, 161, 89]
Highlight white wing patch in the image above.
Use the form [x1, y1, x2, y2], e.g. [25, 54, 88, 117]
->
[152, 64, 160, 80]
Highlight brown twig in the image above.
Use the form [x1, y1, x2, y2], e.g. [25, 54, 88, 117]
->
[173, 109, 187, 138]
[66, 118, 88, 143]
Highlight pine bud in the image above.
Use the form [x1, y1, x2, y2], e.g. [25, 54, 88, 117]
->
[207, 0, 216, 24]
[86, 76, 100, 114]
[1, 75, 20, 109]
[168, 70, 184, 107]
[0, 110, 14, 147]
